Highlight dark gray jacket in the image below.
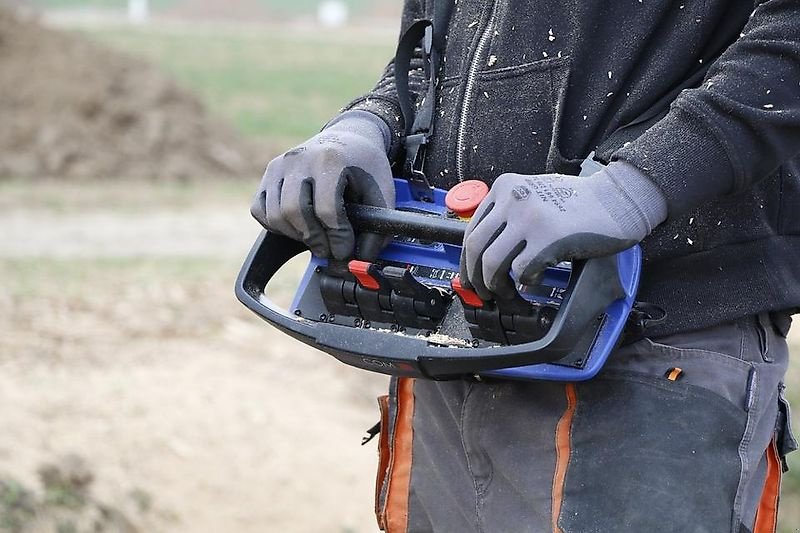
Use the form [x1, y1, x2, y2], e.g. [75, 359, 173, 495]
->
[342, 0, 800, 337]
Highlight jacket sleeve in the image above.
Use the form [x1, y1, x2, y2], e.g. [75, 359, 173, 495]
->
[613, 0, 800, 216]
[337, 0, 431, 161]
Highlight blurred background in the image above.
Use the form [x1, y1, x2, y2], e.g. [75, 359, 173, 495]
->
[0, 1, 796, 532]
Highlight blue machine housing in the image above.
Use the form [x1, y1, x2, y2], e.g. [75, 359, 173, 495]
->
[237, 179, 642, 382]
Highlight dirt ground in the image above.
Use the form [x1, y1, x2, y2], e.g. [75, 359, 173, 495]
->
[0, 180, 388, 532]
[4, 6, 797, 532]
[1, 180, 798, 532]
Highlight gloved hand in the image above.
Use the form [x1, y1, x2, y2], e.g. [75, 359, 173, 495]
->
[461, 161, 668, 300]
[250, 110, 395, 260]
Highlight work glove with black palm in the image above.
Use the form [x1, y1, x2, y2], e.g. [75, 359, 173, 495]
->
[461, 162, 668, 301]
[250, 110, 395, 261]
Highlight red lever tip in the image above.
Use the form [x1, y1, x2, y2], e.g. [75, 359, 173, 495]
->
[348, 260, 381, 291]
[451, 275, 484, 308]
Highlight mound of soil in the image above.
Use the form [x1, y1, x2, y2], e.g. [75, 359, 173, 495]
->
[0, 8, 261, 180]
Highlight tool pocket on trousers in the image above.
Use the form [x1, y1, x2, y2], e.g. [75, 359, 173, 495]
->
[558, 340, 754, 533]
[374, 377, 415, 533]
[777, 384, 798, 464]
[461, 56, 570, 182]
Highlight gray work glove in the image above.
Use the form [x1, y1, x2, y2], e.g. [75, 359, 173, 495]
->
[461, 161, 668, 300]
[250, 110, 395, 260]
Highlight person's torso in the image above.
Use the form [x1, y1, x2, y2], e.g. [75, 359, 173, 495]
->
[419, 0, 799, 265]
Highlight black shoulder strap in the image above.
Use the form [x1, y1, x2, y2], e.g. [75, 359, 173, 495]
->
[394, 0, 453, 201]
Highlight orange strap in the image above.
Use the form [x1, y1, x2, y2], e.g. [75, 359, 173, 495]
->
[375, 395, 391, 530]
[552, 384, 578, 533]
[382, 378, 416, 533]
[666, 367, 683, 381]
[753, 439, 782, 533]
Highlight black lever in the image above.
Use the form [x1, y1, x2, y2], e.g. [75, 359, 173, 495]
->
[382, 266, 449, 328]
[346, 205, 466, 245]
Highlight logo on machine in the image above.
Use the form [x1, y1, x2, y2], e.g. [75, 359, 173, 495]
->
[360, 357, 397, 370]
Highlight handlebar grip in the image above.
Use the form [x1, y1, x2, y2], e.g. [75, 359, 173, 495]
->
[346, 205, 467, 246]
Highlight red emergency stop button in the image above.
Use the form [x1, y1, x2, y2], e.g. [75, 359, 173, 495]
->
[451, 275, 484, 308]
[445, 180, 490, 218]
[348, 260, 381, 291]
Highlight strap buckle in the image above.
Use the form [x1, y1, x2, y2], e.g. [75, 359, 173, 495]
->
[625, 302, 667, 341]
[403, 133, 433, 201]
[395, 18, 438, 203]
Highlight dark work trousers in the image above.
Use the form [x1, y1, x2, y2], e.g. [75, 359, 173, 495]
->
[373, 313, 797, 533]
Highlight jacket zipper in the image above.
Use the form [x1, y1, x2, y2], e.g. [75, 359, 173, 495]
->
[455, 0, 500, 183]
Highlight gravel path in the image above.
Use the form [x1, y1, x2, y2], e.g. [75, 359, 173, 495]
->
[0, 208, 260, 258]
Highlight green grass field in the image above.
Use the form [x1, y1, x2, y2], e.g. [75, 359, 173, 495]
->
[22, 22, 800, 531]
[85, 26, 396, 154]
[32, 0, 388, 17]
